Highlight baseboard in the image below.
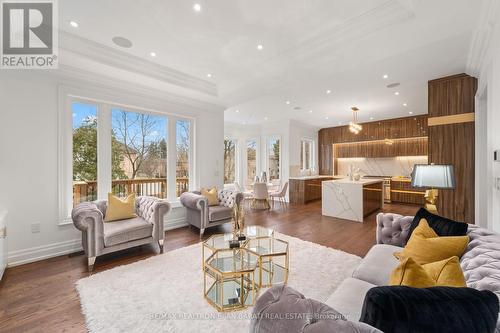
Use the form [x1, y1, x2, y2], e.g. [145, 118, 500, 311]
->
[164, 217, 188, 231]
[6, 217, 188, 268]
[7, 238, 82, 267]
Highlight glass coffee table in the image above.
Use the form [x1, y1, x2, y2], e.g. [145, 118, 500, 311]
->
[245, 237, 289, 288]
[202, 226, 289, 312]
[201, 226, 274, 266]
[204, 248, 258, 312]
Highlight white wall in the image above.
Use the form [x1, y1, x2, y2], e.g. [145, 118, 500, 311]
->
[473, 2, 500, 231]
[289, 120, 319, 175]
[0, 70, 224, 266]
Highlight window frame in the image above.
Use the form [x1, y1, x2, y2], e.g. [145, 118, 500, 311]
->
[58, 87, 196, 225]
[300, 138, 315, 171]
[244, 138, 259, 185]
[223, 137, 238, 186]
[265, 135, 282, 181]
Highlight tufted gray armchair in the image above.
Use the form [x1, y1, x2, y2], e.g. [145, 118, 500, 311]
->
[180, 189, 243, 236]
[72, 196, 170, 272]
[375, 213, 413, 247]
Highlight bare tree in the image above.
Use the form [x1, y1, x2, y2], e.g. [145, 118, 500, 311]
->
[224, 139, 236, 183]
[113, 111, 159, 179]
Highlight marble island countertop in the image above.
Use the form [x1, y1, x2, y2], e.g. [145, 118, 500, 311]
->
[289, 175, 345, 180]
[325, 178, 384, 185]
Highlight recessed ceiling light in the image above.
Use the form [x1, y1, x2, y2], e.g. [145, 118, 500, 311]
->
[370, 117, 374, 120]
[206, 73, 212, 78]
[383, 74, 388, 79]
[257, 44, 263, 50]
[326, 89, 332, 94]
[193, 3, 201, 12]
[285, 101, 290, 105]
[394, 91, 400, 96]
[403, 103, 408, 107]
[409, 111, 413, 115]
[235, 109, 240, 113]
[325, 117, 329, 120]
[309, 110, 313, 113]
[70, 21, 79, 28]
[112, 36, 133, 48]
[149, 52, 156, 57]
[264, 117, 268, 120]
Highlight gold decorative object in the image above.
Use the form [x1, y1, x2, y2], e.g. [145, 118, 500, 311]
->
[232, 201, 245, 237]
[424, 189, 439, 214]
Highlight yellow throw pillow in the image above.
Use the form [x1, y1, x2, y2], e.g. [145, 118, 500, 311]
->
[394, 219, 469, 264]
[201, 187, 219, 206]
[390, 256, 466, 288]
[104, 193, 137, 222]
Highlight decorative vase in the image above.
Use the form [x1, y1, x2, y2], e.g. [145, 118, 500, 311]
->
[254, 175, 260, 183]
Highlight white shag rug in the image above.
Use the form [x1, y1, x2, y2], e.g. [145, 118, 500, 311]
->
[76, 233, 361, 333]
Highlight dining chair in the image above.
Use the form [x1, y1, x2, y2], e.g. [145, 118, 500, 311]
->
[269, 179, 281, 193]
[251, 183, 270, 210]
[234, 182, 253, 209]
[270, 181, 289, 209]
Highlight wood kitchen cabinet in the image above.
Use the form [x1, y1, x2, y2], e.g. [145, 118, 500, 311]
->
[289, 177, 335, 204]
[390, 179, 426, 205]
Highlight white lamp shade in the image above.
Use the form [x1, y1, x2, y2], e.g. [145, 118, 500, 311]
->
[411, 164, 455, 189]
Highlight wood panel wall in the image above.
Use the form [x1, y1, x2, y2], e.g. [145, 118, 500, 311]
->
[318, 115, 428, 174]
[334, 137, 428, 158]
[428, 73, 477, 224]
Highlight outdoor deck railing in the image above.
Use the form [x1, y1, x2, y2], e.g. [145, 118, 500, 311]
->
[73, 177, 189, 205]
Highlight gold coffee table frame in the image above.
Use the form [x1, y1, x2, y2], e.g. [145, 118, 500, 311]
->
[203, 248, 258, 312]
[245, 236, 289, 288]
[201, 226, 289, 312]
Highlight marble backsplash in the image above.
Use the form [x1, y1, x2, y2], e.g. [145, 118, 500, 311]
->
[336, 156, 428, 177]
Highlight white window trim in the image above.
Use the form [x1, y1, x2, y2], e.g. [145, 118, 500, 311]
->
[265, 135, 282, 181]
[58, 86, 196, 225]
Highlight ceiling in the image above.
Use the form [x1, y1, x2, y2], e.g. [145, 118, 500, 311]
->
[60, 0, 484, 127]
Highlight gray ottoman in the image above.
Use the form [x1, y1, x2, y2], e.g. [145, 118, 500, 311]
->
[250, 285, 381, 333]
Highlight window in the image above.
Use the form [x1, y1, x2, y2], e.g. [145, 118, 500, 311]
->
[72, 102, 98, 206]
[111, 109, 168, 198]
[224, 139, 237, 184]
[267, 136, 280, 180]
[301, 139, 314, 170]
[61, 91, 195, 223]
[176, 120, 190, 197]
[246, 139, 257, 184]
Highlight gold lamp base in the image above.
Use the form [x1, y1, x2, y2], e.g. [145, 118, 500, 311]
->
[424, 189, 439, 214]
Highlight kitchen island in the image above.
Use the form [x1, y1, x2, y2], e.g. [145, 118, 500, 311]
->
[289, 175, 344, 204]
[322, 178, 384, 222]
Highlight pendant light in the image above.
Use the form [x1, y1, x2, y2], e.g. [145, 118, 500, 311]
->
[349, 107, 362, 134]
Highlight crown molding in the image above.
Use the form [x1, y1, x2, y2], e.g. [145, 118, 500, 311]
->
[466, 0, 500, 82]
[287, 0, 415, 62]
[59, 31, 218, 97]
[51, 64, 225, 114]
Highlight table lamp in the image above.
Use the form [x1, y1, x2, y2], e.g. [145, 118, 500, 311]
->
[411, 164, 455, 214]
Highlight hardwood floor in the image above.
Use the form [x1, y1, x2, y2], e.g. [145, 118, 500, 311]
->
[0, 201, 419, 333]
